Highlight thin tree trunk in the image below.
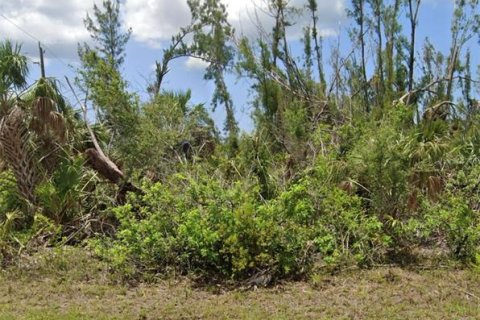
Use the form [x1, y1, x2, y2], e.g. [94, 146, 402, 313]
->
[373, 0, 385, 104]
[309, 2, 326, 92]
[385, 0, 401, 98]
[407, 0, 421, 105]
[272, 1, 282, 67]
[446, 44, 459, 101]
[359, 0, 369, 112]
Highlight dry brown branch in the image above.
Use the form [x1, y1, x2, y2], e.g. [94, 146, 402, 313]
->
[65, 77, 124, 184]
[396, 76, 480, 106]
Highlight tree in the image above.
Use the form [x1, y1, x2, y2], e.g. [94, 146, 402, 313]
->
[369, 0, 385, 96]
[0, 40, 28, 102]
[406, 0, 421, 101]
[152, 0, 238, 146]
[82, 0, 131, 69]
[0, 41, 35, 225]
[77, 49, 137, 139]
[446, 0, 480, 101]
[0, 41, 72, 227]
[77, 0, 137, 143]
[307, 0, 326, 92]
[348, 0, 369, 111]
[383, 0, 402, 99]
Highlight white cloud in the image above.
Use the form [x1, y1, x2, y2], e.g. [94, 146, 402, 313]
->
[226, 0, 345, 39]
[185, 56, 209, 70]
[123, 0, 190, 47]
[0, 0, 346, 59]
[0, 0, 97, 60]
[124, 0, 346, 47]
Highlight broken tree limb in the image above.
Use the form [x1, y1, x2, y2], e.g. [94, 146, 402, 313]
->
[65, 77, 125, 183]
[84, 148, 123, 184]
[65, 77, 141, 203]
[65, 77, 124, 183]
[396, 76, 480, 107]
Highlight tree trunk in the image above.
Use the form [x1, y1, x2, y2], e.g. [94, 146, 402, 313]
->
[446, 44, 459, 101]
[0, 107, 37, 227]
[407, 0, 420, 109]
[359, 0, 369, 112]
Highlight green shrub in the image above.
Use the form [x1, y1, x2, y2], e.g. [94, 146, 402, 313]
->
[93, 165, 388, 280]
[35, 156, 87, 224]
[421, 167, 480, 263]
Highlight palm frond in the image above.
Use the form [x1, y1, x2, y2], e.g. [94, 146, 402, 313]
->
[0, 40, 29, 94]
[0, 106, 37, 205]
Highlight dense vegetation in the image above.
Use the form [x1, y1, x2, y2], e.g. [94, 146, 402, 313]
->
[1, 0, 480, 283]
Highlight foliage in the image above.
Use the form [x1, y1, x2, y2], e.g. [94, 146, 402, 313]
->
[3, 0, 480, 284]
[153, 0, 237, 143]
[0, 170, 19, 220]
[82, 0, 132, 69]
[119, 91, 218, 177]
[92, 162, 388, 279]
[76, 48, 138, 142]
[35, 156, 86, 224]
[0, 40, 28, 98]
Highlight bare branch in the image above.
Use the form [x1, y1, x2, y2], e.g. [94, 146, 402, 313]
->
[65, 76, 125, 184]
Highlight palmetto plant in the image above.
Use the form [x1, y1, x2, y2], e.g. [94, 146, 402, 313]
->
[36, 156, 87, 224]
[405, 120, 453, 203]
[0, 106, 38, 205]
[0, 41, 35, 225]
[0, 41, 71, 227]
[0, 40, 28, 102]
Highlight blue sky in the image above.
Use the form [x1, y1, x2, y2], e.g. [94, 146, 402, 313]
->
[0, 0, 475, 133]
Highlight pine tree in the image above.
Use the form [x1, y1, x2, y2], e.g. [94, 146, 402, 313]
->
[82, 0, 131, 69]
[348, 0, 369, 112]
[77, 0, 136, 139]
[152, 0, 238, 146]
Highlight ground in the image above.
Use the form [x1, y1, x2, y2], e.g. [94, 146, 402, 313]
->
[1, 248, 480, 320]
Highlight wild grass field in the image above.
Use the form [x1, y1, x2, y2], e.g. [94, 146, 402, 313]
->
[1, 248, 479, 320]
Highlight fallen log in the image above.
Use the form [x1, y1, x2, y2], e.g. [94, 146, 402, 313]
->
[84, 148, 123, 184]
[66, 78, 142, 203]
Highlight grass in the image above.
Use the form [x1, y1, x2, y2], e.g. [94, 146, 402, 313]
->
[1, 247, 480, 319]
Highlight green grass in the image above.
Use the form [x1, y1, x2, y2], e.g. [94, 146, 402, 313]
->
[1, 248, 480, 319]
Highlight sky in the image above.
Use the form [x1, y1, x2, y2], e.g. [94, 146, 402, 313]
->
[0, 0, 471, 133]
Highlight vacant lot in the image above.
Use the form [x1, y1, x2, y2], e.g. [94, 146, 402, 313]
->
[0, 248, 479, 320]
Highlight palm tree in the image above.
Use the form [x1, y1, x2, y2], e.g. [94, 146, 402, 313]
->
[0, 41, 28, 92]
[0, 40, 69, 227]
[0, 41, 36, 225]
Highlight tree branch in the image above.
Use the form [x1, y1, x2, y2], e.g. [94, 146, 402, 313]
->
[65, 77, 124, 184]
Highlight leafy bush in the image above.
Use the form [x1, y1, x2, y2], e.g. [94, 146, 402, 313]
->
[426, 196, 480, 262]
[345, 106, 413, 217]
[35, 156, 86, 224]
[420, 163, 480, 263]
[92, 162, 389, 280]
